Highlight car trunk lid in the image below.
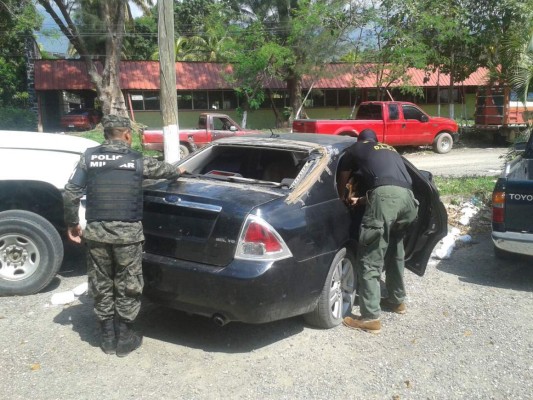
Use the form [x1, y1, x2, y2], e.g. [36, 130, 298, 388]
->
[143, 179, 284, 266]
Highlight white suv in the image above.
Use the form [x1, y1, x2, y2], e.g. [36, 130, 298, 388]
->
[0, 131, 98, 295]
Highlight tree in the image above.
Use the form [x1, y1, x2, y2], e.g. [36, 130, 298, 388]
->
[465, 0, 532, 83]
[488, 1, 533, 102]
[345, 0, 428, 101]
[37, 0, 153, 116]
[507, 31, 533, 103]
[124, 14, 158, 60]
[224, 0, 363, 124]
[0, 0, 42, 107]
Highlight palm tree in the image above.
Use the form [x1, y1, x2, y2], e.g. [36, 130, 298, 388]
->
[507, 32, 533, 103]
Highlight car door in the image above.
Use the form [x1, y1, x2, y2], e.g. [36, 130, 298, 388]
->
[211, 116, 239, 141]
[401, 105, 433, 146]
[402, 158, 448, 276]
[382, 103, 404, 146]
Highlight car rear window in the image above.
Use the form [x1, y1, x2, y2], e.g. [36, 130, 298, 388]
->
[183, 145, 309, 184]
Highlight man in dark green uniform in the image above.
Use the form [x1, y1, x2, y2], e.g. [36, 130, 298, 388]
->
[338, 129, 418, 334]
[63, 115, 184, 356]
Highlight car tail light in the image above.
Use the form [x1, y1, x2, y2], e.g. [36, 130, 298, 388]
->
[235, 215, 292, 261]
[492, 191, 505, 223]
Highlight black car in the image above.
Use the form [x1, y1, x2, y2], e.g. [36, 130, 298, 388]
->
[142, 134, 447, 328]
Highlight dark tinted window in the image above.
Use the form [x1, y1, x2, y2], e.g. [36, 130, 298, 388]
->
[388, 104, 399, 120]
[356, 104, 382, 120]
[402, 105, 425, 121]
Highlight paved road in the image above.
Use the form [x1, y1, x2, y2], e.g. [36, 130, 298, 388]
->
[403, 145, 508, 177]
[1, 231, 531, 399]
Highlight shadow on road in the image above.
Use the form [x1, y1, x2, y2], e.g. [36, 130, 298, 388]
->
[137, 301, 305, 353]
[52, 295, 306, 353]
[436, 232, 533, 293]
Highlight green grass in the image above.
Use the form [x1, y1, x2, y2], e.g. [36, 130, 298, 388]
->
[434, 176, 497, 205]
[70, 127, 159, 156]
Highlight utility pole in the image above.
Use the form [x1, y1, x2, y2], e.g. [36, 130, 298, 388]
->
[158, 0, 179, 163]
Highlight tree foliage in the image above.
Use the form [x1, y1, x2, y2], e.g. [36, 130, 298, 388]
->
[0, 0, 42, 107]
[218, 0, 363, 125]
[38, 0, 154, 116]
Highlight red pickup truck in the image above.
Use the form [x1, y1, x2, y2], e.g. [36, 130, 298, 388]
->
[292, 101, 459, 153]
[142, 113, 260, 158]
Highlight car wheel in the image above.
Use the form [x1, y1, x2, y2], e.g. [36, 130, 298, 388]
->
[0, 210, 64, 296]
[432, 132, 453, 154]
[180, 144, 190, 159]
[304, 248, 356, 329]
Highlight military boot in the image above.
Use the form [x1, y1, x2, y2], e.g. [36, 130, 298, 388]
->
[100, 319, 117, 355]
[116, 321, 143, 357]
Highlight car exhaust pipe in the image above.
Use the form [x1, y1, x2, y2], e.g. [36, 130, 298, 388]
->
[212, 314, 228, 327]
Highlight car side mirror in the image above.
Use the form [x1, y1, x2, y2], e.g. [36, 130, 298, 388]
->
[229, 125, 237, 132]
[420, 114, 429, 123]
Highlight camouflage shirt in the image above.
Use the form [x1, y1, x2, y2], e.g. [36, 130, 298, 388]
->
[63, 140, 181, 244]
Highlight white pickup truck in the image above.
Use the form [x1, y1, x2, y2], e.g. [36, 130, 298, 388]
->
[0, 131, 98, 295]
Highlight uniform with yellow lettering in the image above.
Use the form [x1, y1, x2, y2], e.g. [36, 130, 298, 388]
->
[337, 129, 419, 334]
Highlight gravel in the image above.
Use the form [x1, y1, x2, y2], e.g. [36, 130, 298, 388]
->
[1, 223, 532, 399]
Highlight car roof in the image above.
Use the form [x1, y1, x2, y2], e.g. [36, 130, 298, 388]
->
[0, 130, 99, 153]
[216, 133, 357, 151]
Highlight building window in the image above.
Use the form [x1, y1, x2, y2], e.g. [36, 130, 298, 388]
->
[177, 91, 193, 109]
[193, 91, 208, 110]
[305, 90, 324, 108]
[325, 90, 337, 107]
[338, 89, 351, 106]
[130, 92, 145, 110]
[144, 91, 160, 110]
[209, 91, 224, 110]
[223, 91, 238, 109]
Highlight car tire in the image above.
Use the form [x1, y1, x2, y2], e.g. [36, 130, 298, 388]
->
[180, 144, 190, 159]
[0, 210, 64, 296]
[303, 248, 356, 329]
[432, 132, 453, 154]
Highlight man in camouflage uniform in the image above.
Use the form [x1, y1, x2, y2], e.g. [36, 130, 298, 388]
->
[63, 114, 184, 356]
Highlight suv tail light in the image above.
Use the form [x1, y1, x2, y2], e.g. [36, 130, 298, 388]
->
[235, 215, 292, 261]
[492, 190, 505, 223]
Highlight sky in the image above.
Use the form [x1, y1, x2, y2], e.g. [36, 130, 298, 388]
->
[36, 1, 154, 55]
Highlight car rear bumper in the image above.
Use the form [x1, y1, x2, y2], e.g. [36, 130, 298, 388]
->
[492, 231, 533, 256]
[142, 251, 332, 324]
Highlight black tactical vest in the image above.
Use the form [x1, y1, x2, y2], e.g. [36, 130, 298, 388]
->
[85, 146, 143, 222]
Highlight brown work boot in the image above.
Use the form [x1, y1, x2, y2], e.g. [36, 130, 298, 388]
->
[342, 316, 381, 334]
[380, 298, 407, 314]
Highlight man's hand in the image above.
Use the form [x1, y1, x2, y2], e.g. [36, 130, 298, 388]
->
[178, 167, 187, 175]
[67, 224, 83, 244]
[350, 196, 367, 207]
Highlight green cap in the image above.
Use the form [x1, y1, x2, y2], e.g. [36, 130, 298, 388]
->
[101, 114, 131, 129]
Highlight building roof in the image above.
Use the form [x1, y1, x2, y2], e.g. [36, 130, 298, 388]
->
[34, 60, 490, 91]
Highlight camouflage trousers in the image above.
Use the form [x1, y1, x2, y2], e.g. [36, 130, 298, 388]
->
[85, 240, 144, 323]
[355, 185, 418, 320]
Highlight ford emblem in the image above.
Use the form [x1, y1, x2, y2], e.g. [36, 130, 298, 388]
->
[164, 195, 181, 203]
